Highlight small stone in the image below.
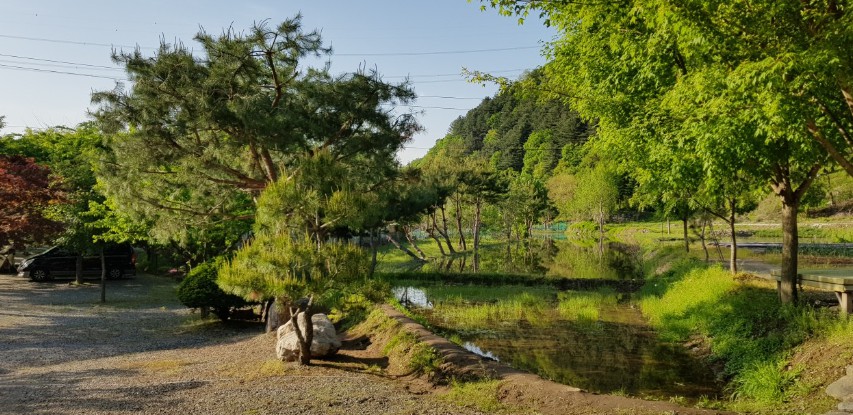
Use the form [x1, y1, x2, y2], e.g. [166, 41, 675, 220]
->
[840, 401, 853, 411]
[847, 365, 853, 377]
[827, 376, 853, 400]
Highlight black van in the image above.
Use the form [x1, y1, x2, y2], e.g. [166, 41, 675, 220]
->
[17, 244, 137, 282]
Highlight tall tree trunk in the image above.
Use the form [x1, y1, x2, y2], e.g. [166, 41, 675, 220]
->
[682, 214, 690, 253]
[780, 201, 800, 304]
[404, 227, 427, 259]
[771, 161, 822, 304]
[436, 208, 456, 254]
[426, 215, 447, 256]
[100, 248, 106, 303]
[455, 195, 467, 251]
[75, 254, 83, 285]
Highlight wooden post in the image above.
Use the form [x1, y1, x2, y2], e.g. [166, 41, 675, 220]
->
[836, 292, 852, 315]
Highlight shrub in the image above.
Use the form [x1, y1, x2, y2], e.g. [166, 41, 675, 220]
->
[177, 258, 247, 321]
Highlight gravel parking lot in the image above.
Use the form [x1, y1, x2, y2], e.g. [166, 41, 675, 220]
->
[0, 273, 484, 415]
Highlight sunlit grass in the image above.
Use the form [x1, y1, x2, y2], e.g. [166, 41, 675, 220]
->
[441, 379, 508, 413]
[557, 288, 617, 321]
[421, 284, 555, 305]
[435, 292, 551, 330]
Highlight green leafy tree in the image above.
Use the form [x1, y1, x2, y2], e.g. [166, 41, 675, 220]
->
[569, 164, 619, 239]
[480, 0, 830, 303]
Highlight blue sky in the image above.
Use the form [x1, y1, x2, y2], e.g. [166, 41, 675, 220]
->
[0, 1, 554, 162]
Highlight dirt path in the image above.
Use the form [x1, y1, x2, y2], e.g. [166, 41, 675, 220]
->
[0, 273, 484, 415]
[0, 272, 728, 414]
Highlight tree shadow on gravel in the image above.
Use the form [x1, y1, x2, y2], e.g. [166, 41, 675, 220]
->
[1, 370, 207, 415]
[0, 274, 265, 371]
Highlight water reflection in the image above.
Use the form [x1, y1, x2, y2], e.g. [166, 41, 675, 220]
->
[392, 286, 432, 309]
[419, 239, 644, 280]
[394, 285, 720, 400]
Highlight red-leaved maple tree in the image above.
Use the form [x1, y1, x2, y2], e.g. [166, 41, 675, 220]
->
[0, 155, 63, 247]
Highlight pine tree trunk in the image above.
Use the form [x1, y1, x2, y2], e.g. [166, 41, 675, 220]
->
[404, 227, 427, 259]
[386, 234, 424, 262]
[436, 208, 456, 254]
[455, 195, 467, 251]
[427, 214, 447, 256]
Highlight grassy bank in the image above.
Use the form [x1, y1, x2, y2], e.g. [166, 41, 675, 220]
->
[638, 258, 853, 413]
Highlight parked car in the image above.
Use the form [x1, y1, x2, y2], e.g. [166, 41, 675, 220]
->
[17, 244, 137, 282]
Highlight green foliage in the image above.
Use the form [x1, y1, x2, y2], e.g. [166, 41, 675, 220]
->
[556, 288, 616, 321]
[567, 164, 619, 230]
[92, 16, 418, 246]
[730, 360, 802, 404]
[640, 260, 842, 403]
[218, 232, 369, 303]
[177, 258, 247, 320]
[383, 331, 443, 377]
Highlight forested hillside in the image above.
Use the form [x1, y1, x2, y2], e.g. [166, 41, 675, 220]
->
[435, 70, 593, 176]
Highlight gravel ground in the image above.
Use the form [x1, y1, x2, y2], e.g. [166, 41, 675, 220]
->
[0, 273, 485, 415]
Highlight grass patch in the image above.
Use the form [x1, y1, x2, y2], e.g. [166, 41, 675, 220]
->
[383, 331, 443, 377]
[441, 379, 507, 413]
[639, 258, 853, 410]
[557, 288, 617, 321]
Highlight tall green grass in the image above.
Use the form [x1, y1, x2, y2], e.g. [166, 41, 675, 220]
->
[557, 288, 617, 321]
[639, 259, 852, 406]
[436, 292, 551, 330]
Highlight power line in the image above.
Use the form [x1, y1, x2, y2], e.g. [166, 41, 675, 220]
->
[335, 45, 540, 56]
[383, 68, 526, 79]
[0, 33, 155, 50]
[0, 59, 123, 73]
[0, 32, 539, 57]
[0, 53, 123, 70]
[0, 63, 126, 80]
[418, 95, 484, 100]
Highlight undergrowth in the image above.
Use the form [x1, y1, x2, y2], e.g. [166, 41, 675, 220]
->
[639, 258, 853, 411]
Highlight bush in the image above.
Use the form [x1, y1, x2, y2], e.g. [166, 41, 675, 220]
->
[177, 258, 247, 321]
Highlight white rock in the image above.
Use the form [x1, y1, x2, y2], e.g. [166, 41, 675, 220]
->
[275, 313, 341, 362]
[827, 375, 853, 400]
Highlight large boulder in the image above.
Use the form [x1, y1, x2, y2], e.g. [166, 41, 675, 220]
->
[275, 313, 341, 362]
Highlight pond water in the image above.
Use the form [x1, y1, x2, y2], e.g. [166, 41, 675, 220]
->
[392, 239, 722, 400]
[416, 239, 645, 280]
[394, 284, 720, 399]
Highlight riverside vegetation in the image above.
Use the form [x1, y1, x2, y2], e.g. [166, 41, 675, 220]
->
[378, 225, 853, 414]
